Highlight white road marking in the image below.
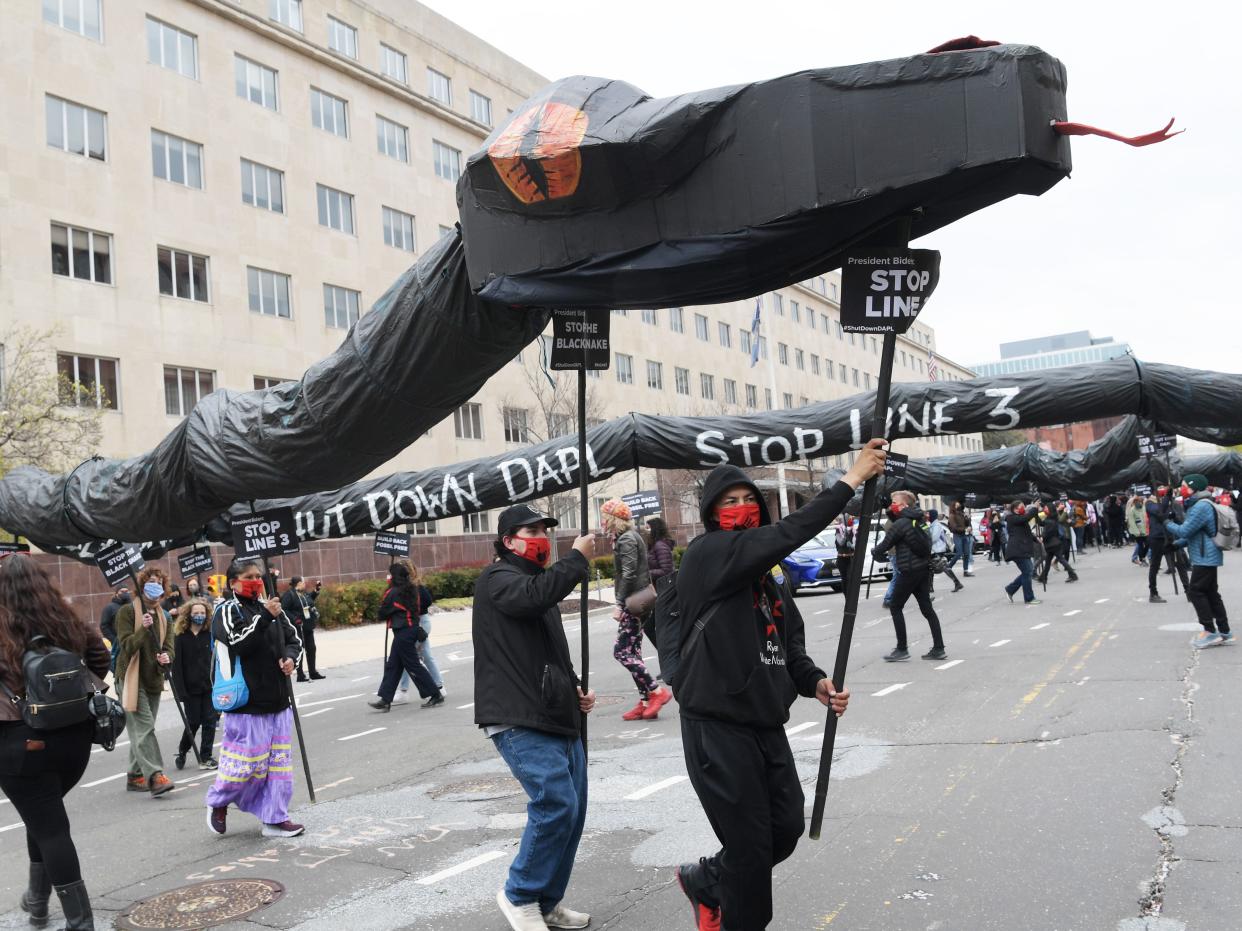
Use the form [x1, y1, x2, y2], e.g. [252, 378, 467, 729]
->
[642, 656, 656, 664]
[0, 823, 23, 833]
[989, 639, 1011, 648]
[935, 659, 965, 671]
[1064, 610, 1082, 617]
[0, 799, 9, 806]
[351, 675, 373, 682]
[297, 693, 363, 709]
[300, 708, 333, 718]
[1109, 634, 1119, 640]
[457, 702, 475, 710]
[319, 776, 355, 791]
[1030, 623, 1051, 630]
[785, 722, 817, 736]
[82, 772, 126, 789]
[972, 639, 980, 645]
[1076, 676, 1092, 686]
[1094, 598, 1110, 604]
[338, 727, 386, 742]
[91, 738, 129, 755]
[863, 618, 885, 628]
[815, 609, 834, 616]
[624, 775, 689, 801]
[416, 850, 508, 886]
[447, 651, 474, 662]
[871, 683, 910, 697]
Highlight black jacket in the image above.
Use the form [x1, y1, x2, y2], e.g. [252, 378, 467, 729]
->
[280, 588, 318, 628]
[1004, 511, 1038, 560]
[472, 550, 587, 737]
[1146, 500, 1170, 542]
[378, 586, 424, 631]
[674, 464, 839, 728]
[172, 627, 213, 696]
[1039, 513, 1064, 552]
[871, 507, 931, 575]
[100, 597, 126, 644]
[212, 596, 302, 715]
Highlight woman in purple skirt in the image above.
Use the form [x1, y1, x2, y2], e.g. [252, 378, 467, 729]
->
[205, 560, 305, 838]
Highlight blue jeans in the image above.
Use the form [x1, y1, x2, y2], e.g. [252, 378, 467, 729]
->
[950, 533, 973, 572]
[493, 727, 588, 910]
[1005, 557, 1035, 603]
[884, 561, 900, 601]
[398, 615, 442, 690]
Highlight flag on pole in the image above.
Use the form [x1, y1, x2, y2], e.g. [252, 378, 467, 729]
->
[749, 296, 763, 368]
[927, 346, 939, 382]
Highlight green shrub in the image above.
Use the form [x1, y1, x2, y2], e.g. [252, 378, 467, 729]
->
[315, 579, 387, 629]
[424, 567, 483, 598]
[590, 556, 615, 579]
[673, 546, 686, 567]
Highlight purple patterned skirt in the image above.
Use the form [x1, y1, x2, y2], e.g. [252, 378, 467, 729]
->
[205, 708, 294, 824]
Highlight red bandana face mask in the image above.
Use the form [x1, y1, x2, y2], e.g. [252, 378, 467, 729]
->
[888, 503, 904, 518]
[234, 579, 266, 600]
[717, 504, 761, 531]
[513, 536, 551, 566]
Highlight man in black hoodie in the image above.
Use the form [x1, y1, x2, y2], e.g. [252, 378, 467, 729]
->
[872, 491, 947, 662]
[673, 439, 885, 931]
[473, 504, 597, 931]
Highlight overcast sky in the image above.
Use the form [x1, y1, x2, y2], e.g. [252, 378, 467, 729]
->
[423, 0, 1240, 373]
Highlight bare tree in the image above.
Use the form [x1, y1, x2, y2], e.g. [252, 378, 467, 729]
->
[0, 325, 105, 477]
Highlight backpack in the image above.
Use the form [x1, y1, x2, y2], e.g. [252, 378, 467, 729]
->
[1209, 502, 1239, 551]
[647, 571, 721, 691]
[0, 635, 95, 731]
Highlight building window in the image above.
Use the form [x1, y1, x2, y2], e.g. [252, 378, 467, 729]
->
[454, 402, 482, 439]
[253, 375, 287, 390]
[157, 247, 209, 302]
[163, 365, 215, 416]
[723, 378, 737, 405]
[773, 293, 784, 316]
[57, 353, 117, 409]
[825, 358, 834, 380]
[821, 313, 830, 334]
[839, 363, 847, 382]
[316, 184, 355, 234]
[740, 330, 751, 356]
[470, 90, 492, 126]
[503, 407, 529, 443]
[864, 372, 872, 389]
[718, 322, 732, 348]
[151, 130, 203, 189]
[246, 267, 291, 318]
[462, 511, 489, 534]
[790, 300, 800, 323]
[327, 15, 357, 58]
[550, 412, 573, 437]
[647, 360, 663, 390]
[427, 68, 452, 104]
[433, 140, 462, 182]
[375, 115, 409, 163]
[310, 88, 348, 137]
[641, 308, 658, 325]
[616, 353, 634, 385]
[44, 0, 102, 40]
[783, 392, 793, 409]
[745, 384, 757, 408]
[778, 343, 789, 366]
[852, 368, 860, 387]
[675, 367, 690, 396]
[269, 0, 302, 31]
[439, 224, 455, 239]
[45, 95, 106, 161]
[412, 520, 437, 536]
[693, 313, 709, 341]
[669, 307, 684, 333]
[831, 282, 838, 300]
[765, 388, 773, 410]
[811, 354, 820, 375]
[800, 395, 809, 407]
[145, 16, 197, 78]
[234, 55, 278, 111]
[700, 373, 715, 401]
[323, 283, 360, 329]
[795, 349, 805, 371]
[382, 206, 416, 252]
[759, 336, 768, 359]
[380, 43, 407, 83]
[241, 158, 284, 212]
[50, 222, 111, 284]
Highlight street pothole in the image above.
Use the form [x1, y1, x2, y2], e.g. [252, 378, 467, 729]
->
[116, 879, 284, 930]
[429, 774, 523, 800]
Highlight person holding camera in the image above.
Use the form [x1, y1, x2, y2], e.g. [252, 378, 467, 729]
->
[0, 553, 109, 930]
[115, 566, 176, 797]
[368, 563, 444, 711]
[282, 577, 324, 682]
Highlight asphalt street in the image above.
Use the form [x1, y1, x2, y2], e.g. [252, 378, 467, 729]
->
[1, 548, 1237, 931]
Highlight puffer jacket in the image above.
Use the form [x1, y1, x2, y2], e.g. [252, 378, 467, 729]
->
[872, 507, 932, 575]
[1004, 511, 1038, 560]
[1167, 494, 1223, 567]
[647, 537, 675, 582]
[1126, 502, 1149, 538]
[613, 528, 651, 603]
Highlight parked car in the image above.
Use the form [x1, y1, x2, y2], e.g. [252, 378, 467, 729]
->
[780, 521, 893, 595]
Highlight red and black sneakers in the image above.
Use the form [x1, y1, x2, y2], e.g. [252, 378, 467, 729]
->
[676, 864, 721, 931]
[207, 806, 227, 835]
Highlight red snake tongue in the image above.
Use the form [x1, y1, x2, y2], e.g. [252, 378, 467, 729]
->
[1051, 117, 1184, 147]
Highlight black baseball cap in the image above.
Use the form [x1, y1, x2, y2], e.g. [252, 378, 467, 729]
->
[497, 504, 559, 537]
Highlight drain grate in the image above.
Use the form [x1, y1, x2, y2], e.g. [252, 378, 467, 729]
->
[116, 879, 284, 930]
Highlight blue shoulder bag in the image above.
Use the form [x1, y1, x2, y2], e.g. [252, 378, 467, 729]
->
[210, 603, 249, 712]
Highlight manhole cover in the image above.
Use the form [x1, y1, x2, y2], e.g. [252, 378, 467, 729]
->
[430, 775, 523, 799]
[117, 879, 284, 930]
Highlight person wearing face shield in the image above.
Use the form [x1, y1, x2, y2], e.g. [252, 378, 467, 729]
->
[473, 505, 597, 931]
[172, 599, 219, 771]
[673, 439, 885, 931]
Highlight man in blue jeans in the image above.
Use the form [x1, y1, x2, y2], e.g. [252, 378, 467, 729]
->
[473, 504, 597, 931]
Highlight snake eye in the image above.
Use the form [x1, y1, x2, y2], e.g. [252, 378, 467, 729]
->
[488, 102, 589, 204]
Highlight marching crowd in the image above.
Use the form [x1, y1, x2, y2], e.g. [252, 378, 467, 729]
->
[1, 451, 1238, 930]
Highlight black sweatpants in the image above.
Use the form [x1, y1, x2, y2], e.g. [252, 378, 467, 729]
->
[0, 720, 93, 887]
[680, 717, 804, 931]
[1147, 539, 1190, 596]
[889, 571, 944, 651]
[296, 623, 319, 677]
[377, 625, 439, 701]
[1188, 566, 1230, 634]
[178, 691, 219, 759]
[1038, 547, 1074, 583]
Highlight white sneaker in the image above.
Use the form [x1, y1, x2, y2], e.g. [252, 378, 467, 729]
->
[544, 902, 591, 929]
[392, 689, 409, 704]
[497, 889, 549, 931]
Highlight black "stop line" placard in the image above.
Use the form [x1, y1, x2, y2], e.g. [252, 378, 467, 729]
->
[840, 249, 941, 335]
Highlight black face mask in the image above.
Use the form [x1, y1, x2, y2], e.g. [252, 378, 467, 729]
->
[118, 592, 132, 604]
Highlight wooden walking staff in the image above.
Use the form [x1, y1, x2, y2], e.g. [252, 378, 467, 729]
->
[810, 218, 940, 840]
[576, 309, 591, 758]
